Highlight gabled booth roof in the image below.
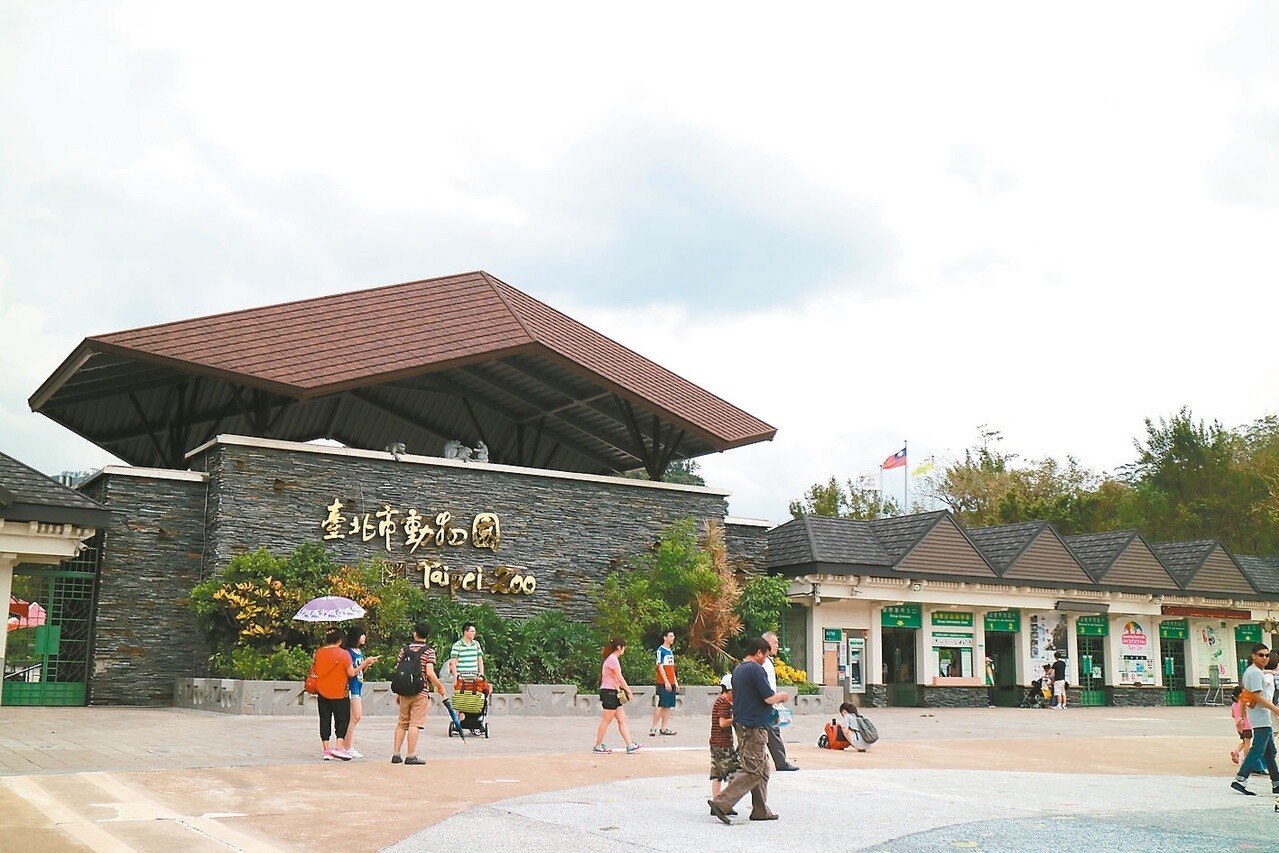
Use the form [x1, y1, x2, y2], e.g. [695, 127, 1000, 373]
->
[1064, 530, 1181, 592]
[0, 451, 112, 527]
[968, 521, 1093, 585]
[769, 512, 1272, 599]
[1150, 539, 1256, 596]
[29, 271, 776, 478]
[766, 515, 891, 573]
[767, 510, 998, 582]
[1235, 555, 1279, 596]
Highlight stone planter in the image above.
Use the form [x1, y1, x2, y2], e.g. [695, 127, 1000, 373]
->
[174, 679, 845, 717]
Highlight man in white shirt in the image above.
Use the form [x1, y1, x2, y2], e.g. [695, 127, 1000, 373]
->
[761, 632, 799, 771]
[1232, 645, 1279, 795]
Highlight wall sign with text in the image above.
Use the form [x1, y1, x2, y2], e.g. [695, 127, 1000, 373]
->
[320, 500, 501, 553]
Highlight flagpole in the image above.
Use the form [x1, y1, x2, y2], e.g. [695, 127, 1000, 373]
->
[903, 440, 908, 510]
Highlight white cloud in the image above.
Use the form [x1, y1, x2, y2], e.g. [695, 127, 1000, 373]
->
[2, 1, 1278, 522]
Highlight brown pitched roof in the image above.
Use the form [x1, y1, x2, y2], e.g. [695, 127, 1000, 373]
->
[31, 272, 775, 473]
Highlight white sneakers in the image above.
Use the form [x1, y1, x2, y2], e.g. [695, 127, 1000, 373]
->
[323, 746, 363, 760]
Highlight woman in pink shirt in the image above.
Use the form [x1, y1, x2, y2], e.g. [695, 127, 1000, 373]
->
[593, 638, 642, 755]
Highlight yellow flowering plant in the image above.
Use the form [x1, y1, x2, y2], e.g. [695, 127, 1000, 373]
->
[773, 658, 808, 685]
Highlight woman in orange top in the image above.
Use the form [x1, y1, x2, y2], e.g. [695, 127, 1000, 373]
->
[312, 628, 374, 760]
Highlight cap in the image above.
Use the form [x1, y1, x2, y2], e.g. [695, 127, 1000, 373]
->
[720, 673, 734, 690]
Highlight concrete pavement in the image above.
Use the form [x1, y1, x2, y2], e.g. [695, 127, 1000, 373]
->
[1, 704, 1272, 851]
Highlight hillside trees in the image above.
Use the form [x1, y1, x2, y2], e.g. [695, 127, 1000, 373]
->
[788, 410, 1279, 553]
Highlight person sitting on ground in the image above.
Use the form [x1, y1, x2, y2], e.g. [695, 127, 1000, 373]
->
[837, 702, 870, 752]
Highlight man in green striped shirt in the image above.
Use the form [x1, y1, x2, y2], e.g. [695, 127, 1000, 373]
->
[449, 623, 485, 681]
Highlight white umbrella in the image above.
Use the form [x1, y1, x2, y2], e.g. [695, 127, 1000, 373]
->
[293, 595, 366, 622]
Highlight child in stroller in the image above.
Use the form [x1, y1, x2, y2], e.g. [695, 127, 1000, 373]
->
[1018, 665, 1048, 705]
[448, 676, 491, 738]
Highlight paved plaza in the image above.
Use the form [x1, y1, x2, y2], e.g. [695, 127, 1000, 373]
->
[1, 704, 1277, 851]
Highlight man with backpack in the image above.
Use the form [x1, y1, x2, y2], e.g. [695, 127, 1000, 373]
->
[390, 623, 447, 765]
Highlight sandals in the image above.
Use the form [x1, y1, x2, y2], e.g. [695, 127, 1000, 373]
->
[1231, 749, 1241, 765]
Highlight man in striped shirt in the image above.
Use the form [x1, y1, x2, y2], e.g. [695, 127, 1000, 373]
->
[449, 622, 485, 680]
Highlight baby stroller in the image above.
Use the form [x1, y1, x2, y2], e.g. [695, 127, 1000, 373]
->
[1020, 678, 1050, 709]
[447, 676, 491, 738]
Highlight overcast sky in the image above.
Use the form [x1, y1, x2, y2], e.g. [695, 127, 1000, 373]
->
[2, 3, 1277, 523]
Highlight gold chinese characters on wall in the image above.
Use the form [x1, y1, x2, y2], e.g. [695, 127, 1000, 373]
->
[321, 500, 501, 553]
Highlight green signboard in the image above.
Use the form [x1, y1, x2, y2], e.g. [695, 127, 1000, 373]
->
[823, 628, 842, 643]
[984, 609, 1020, 633]
[1236, 624, 1263, 644]
[930, 611, 974, 628]
[881, 604, 922, 629]
[1076, 615, 1109, 637]
[1159, 619, 1189, 640]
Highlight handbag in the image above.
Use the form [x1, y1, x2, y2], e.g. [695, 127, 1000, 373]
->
[303, 667, 319, 696]
[617, 686, 632, 704]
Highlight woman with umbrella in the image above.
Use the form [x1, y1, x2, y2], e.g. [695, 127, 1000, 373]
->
[299, 597, 377, 761]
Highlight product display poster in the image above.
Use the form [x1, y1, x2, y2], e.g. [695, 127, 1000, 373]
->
[1192, 622, 1231, 682]
[1029, 612, 1069, 673]
[1118, 620, 1156, 685]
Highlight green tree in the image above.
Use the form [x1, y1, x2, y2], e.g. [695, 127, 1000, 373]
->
[624, 459, 707, 486]
[1123, 408, 1271, 551]
[593, 518, 719, 682]
[924, 427, 1123, 534]
[788, 476, 901, 519]
[735, 573, 791, 639]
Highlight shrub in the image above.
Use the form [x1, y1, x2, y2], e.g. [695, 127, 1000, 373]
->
[736, 573, 791, 640]
[210, 644, 313, 681]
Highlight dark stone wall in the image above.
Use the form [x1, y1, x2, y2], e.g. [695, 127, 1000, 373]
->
[82, 473, 207, 706]
[919, 686, 990, 708]
[1110, 687, 1167, 707]
[725, 521, 769, 575]
[190, 441, 731, 622]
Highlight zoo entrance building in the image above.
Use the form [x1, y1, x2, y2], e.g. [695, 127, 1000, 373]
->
[5, 271, 1279, 710]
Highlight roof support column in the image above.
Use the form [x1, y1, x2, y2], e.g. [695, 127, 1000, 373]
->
[0, 552, 13, 683]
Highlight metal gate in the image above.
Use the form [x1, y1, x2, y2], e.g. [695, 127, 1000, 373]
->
[2, 540, 99, 707]
[883, 628, 920, 707]
[1076, 634, 1108, 707]
[1160, 637, 1187, 706]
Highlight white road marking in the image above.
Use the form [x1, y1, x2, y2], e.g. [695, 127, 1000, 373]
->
[1, 776, 135, 853]
[82, 772, 284, 851]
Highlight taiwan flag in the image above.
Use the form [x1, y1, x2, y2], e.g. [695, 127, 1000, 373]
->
[882, 447, 907, 470]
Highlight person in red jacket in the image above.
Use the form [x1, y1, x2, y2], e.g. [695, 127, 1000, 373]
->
[312, 627, 375, 761]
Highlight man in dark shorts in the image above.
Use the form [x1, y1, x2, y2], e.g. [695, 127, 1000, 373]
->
[708, 637, 790, 824]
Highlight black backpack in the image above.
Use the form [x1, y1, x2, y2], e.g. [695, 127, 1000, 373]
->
[390, 644, 426, 696]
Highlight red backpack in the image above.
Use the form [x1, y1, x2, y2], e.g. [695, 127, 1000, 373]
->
[817, 719, 851, 750]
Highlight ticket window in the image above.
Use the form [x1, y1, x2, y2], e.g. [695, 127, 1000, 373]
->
[934, 646, 973, 678]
